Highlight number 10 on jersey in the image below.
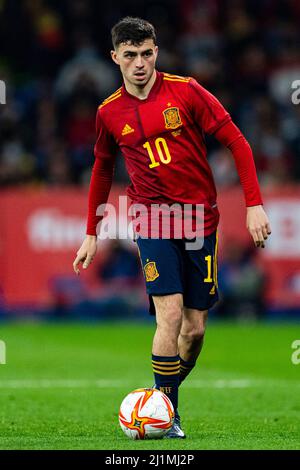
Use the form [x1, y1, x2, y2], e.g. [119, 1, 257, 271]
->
[143, 137, 172, 168]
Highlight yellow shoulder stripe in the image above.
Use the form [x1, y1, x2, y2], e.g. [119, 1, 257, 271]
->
[103, 87, 122, 102]
[163, 72, 190, 82]
[99, 91, 122, 109]
[98, 88, 122, 108]
[163, 72, 187, 79]
[164, 78, 189, 83]
[164, 77, 190, 83]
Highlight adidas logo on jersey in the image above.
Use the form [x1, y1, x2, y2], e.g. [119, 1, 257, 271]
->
[122, 124, 135, 136]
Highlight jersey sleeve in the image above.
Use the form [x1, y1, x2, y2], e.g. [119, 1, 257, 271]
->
[86, 108, 118, 236]
[94, 108, 118, 160]
[188, 78, 231, 135]
[214, 120, 263, 207]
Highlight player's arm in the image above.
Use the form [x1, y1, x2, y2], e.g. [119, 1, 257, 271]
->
[73, 109, 117, 274]
[188, 78, 271, 248]
[214, 121, 271, 248]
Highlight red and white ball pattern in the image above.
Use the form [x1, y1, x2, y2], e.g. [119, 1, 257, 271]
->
[119, 388, 174, 440]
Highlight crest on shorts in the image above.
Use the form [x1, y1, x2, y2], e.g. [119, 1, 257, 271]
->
[144, 261, 159, 282]
[163, 107, 182, 130]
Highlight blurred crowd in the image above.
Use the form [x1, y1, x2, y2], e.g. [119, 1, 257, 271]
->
[0, 0, 300, 189]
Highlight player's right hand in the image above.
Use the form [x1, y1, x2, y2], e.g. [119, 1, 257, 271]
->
[73, 235, 97, 275]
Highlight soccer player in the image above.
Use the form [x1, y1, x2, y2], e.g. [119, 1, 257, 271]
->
[73, 17, 271, 438]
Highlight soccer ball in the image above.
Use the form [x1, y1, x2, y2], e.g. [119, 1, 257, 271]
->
[118, 388, 174, 440]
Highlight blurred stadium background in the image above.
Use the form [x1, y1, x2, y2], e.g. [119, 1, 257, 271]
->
[0, 0, 300, 451]
[0, 0, 300, 322]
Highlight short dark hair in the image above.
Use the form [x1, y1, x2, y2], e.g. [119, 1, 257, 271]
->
[111, 17, 157, 49]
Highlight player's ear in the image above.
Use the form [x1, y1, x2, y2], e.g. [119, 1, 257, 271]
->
[111, 50, 120, 65]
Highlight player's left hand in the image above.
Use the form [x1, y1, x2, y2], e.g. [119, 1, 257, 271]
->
[246, 205, 271, 248]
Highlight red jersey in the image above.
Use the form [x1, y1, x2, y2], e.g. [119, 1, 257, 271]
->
[89, 71, 262, 237]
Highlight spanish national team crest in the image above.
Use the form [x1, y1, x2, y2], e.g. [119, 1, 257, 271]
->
[163, 107, 182, 130]
[144, 261, 159, 282]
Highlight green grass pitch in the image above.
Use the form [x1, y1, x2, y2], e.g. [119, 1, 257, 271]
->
[0, 321, 299, 450]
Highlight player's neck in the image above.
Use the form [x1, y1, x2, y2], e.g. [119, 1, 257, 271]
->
[124, 70, 157, 100]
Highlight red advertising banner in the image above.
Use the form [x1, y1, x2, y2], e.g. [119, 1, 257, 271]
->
[218, 186, 300, 308]
[0, 186, 300, 311]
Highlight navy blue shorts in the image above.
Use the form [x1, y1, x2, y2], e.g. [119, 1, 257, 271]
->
[136, 232, 219, 315]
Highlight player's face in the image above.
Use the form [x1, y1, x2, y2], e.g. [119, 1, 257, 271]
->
[111, 39, 158, 87]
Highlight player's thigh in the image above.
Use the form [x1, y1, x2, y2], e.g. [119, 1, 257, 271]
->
[152, 293, 184, 330]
